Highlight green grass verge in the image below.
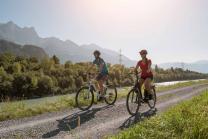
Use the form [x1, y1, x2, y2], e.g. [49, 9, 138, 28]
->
[109, 89, 208, 139]
[0, 80, 207, 122]
[0, 96, 75, 121]
[156, 79, 208, 92]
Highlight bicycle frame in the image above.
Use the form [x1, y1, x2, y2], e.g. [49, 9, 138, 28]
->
[86, 74, 96, 93]
[86, 73, 109, 94]
[132, 74, 144, 101]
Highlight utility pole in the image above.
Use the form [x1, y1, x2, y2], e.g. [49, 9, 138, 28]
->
[119, 49, 122, 65]
[119, 49, 122, 88]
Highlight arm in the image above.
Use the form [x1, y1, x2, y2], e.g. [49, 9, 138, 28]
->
[86, 63, 94, 73]
[147, 60, 152, 73]
[134, 62, 140, 74]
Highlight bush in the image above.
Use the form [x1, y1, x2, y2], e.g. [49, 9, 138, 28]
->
[75, 76, 84, 88]
[37, 75, 54, 96]
[122, 78, 133, 86]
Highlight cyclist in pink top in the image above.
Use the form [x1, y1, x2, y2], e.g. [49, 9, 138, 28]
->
[135, 49, 154, 101]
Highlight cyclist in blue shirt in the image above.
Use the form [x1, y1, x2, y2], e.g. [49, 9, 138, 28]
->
[87, 50, 108, 101]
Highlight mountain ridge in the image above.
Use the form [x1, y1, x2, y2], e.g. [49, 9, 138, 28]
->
[0, 39, 48, 60]
[159, 61, 208, 73]
[0, 21, 136, 66]
[0, 21, 207, 73]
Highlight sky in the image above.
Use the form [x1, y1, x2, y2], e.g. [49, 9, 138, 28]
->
[0, 0, 208, 64]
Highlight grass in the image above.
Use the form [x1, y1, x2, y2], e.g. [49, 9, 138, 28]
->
[109, 89, 208, 139]
[118, 79, 208, 98]
[156, 79, 208, 92]
[0, 79, 208, 122]
[0, 96, 75, 121]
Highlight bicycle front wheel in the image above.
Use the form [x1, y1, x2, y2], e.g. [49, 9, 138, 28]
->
[126, 89, 140, 115]
[75, 86, 94, 111]
[104, 85, 117, 105]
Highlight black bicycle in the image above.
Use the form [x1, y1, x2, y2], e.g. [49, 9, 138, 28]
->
[75, 73, 117, 111]
[126, 73, 156, 115]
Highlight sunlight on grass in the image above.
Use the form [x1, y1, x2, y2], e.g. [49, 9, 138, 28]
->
[109, 90, 208, 139]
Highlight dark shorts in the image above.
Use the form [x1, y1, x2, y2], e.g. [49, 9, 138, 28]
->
[141, 75, 153, 81]
[96, 73, 108, 81]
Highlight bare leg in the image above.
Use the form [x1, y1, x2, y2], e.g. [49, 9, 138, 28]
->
[99, 75, 108, 96]
[138, 78, 145, 91]
[98, 80, 104, 95]
[144, 78, 152, 94]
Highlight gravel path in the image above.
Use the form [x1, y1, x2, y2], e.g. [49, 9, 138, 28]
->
[0, 84, 208, 139]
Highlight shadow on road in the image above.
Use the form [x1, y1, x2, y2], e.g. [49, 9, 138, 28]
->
[120, 108, 157, 130]
[42, 105, 113, 138]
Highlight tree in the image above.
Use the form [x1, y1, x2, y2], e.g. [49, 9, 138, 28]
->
[37, 75, 54, 96]
[15, 56, 25, 62]
[0, 67, 13, 100]
[171, 67, 174, 73]
[75, 76, 84, 88]
[12, 62, 22, 73]
[0, 66, 6, 76]
[155, 65, 159, 73]
[52, 55, 60, 64]
[12, 73, 31, 98]
[122, 78, 132, 86]
[0, 53, 15, 71]
[29, 57, 39, 63]
[65, 60, 72, 68]
[40, 58, 53, 71]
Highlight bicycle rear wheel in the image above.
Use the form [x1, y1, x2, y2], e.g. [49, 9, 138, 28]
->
[104, 85, 117, 105]
[147, 86, 156, 109]
[75, 86, 94, 111]
[126, 89, 140, 115]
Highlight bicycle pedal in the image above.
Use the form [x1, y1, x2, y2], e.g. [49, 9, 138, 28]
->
[140, 99, 145, 103]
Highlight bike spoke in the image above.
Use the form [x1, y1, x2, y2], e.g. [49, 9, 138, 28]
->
[127, 90, 140, 115]
[147, 89, 156, 109]
[76, 87, 94, 110]
[105, 87, 117, 105]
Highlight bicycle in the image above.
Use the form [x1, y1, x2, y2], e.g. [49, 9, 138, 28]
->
[75, 73, 117, 111]
[126, 73, 156, 115]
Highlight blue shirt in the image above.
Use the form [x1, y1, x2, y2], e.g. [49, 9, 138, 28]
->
[93, 58, 108, 75]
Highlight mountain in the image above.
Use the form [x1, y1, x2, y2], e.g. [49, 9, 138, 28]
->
[80, 44, 136, 66]
[159, 61, 208, 73]
[0, 21, 136, 66]
[0, 21, 40, 45]
[0, 39, 48, 60]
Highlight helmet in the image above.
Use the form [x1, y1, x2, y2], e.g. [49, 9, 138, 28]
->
[93, 50, 101, 56]
[139, 49, 148, 55]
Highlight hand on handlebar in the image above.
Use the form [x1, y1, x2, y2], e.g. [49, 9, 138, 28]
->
[147, 69, 152, 73]
[134, 70, 141, 76]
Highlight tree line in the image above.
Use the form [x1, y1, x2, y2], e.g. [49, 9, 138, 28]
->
[0, 53, 207, 101]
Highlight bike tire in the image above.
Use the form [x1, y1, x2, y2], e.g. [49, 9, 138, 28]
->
[104, 85, 117, 105]
[126, 89, 140, 115]
[75, 86, 94, 111]
[147, 86, 157, 109]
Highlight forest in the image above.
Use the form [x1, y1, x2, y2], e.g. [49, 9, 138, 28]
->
[0, 53, 207, 100]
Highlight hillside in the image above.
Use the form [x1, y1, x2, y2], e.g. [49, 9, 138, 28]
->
[0, 39, 48, 60]
[0, 21, 136, 66]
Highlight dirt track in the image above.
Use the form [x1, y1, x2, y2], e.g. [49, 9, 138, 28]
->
[0, 84, 208, 139]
